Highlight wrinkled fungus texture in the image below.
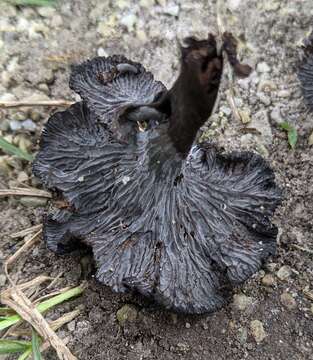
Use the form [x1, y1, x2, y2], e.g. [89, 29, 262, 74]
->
[33, 34, 281, 313]
[298, 31, 313, 110]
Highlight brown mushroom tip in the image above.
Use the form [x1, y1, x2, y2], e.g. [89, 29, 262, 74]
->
[233, 62, 253, 78]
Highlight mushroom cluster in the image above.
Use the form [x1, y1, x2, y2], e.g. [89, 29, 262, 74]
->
[33, 33, 282, 313]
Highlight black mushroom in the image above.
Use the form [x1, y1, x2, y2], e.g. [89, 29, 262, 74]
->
[298, 30, 313, 110]
[33, 32, 282, 314]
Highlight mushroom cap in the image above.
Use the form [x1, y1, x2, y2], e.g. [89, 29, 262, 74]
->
[33, 55, 281, 314]
[298, 31, 313, 110]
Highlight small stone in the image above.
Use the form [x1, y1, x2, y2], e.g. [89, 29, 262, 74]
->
[311, 304, 313, 315]
[170, 313, 178, 324]
[176, 343, 190, 353]
[185, 322, 191, 329]
[29, 110, 42, 122]
[19, 196, 48, 208]
[97, 47, 108, 57]
[270, 106, 283, 125]
[277, 89, 290, 98]
[227, 0, 242, 11]
[17, 171, 29, 183]
[0, 274, 6, 287]
[257, 62, 270, 73]
[50, 14, 63, 28]
[0, 157, 10, 176]
[265, 262, 277, 272]
[233, 294, 253, 311]
[0, 119, 10, 132]
[276, 265, 292, 281]
[37, 6, 56, 18]
[140, 0, 155, 7]
[261, 274, 275, 287]
[22, 119, 37, 132]
[67, 320, 76, 332]
[220, 105, 232, 116]
[257, 92, 271, 106]
[9, 120, 23, 131]
[280, 292, 297, 310]
[237, 327, 248, 344]
[116, 304, 138, 325]
[120, 13, 137, 32]
[163, 3, 180, 16]
[18, 136, 32, 153]
[250, 320, 266, 343]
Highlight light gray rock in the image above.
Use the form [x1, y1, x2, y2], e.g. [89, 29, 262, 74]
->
[250, 110, 273, 145]
[233, 294, 254, 311]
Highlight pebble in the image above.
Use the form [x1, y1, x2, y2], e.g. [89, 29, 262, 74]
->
[19, 196, 48, 208]
[116, 304, 138, 325]
[67, 320, 76, 332]
[270, 106, 283, 124]
[0, 157, 10, 176]
[258, 79, 277, 93]
[0, 119, 10, 132]
[140, 0, 155, 7]
[0, 274, 7, 287]
[239, 109, 251, 124]
[120, 13, 137, 32]
[280, 292, 297, 310]
[276, 265, 292, 281]
[50, 14, 63, 28]
[237, 327, 248, 344]
[233, 294, 253, 311]
[261, 274, 275, 287]
[257, 62, 270, 73]
[37, 6, 56, 18]
[9, 120, 23, 131]
[185, 322, 191, 329]
[17, 171, 29, 183]
[277, 89, 290, 98]
[97, 47, 108, 57]
[227, 0, 242, 11]
[250, 320, 266, 343]
[22, 119, 37, 132]
[257, 92, 271, 106]
[311, 304, 313, 315]
[18, 136, 32, 153]
[163, 3, 180, 17]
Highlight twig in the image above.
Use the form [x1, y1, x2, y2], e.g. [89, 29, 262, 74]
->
[0, 100, 74, 109]
[10, 224, 43, 239]
[0, 188, 52, 198]
[5, 229, 43, 269]
[291, 244, 313, 255]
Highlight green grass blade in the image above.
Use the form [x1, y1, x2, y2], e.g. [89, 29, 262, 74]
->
[31, 328, 42, 360]
[17, 347, 32, 360]
[279, 122, 298, 149]
[4, 0, 56, 6]
[0, 339, 31, 354]
[0, 285, 84, 331]
[0, 137, 33, 161]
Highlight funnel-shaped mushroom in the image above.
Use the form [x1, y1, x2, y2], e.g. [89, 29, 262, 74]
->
[33, 33, 281, 313]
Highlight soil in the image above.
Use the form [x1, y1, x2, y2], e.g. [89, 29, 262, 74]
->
[0, 1, 312, 359]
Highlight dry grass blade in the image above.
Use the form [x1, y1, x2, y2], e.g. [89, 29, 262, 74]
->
[0, 188, 52, 198]
[216, 0, 243, 122]
[5, 230, 42, 270]
[1, 292, 77, 360]
[10, 225, 43, 239]
[291, 244, 313, 255]
[0, 100, 74, 109]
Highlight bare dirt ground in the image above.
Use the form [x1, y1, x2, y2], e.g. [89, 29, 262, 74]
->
[0, 1, 312, 359]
